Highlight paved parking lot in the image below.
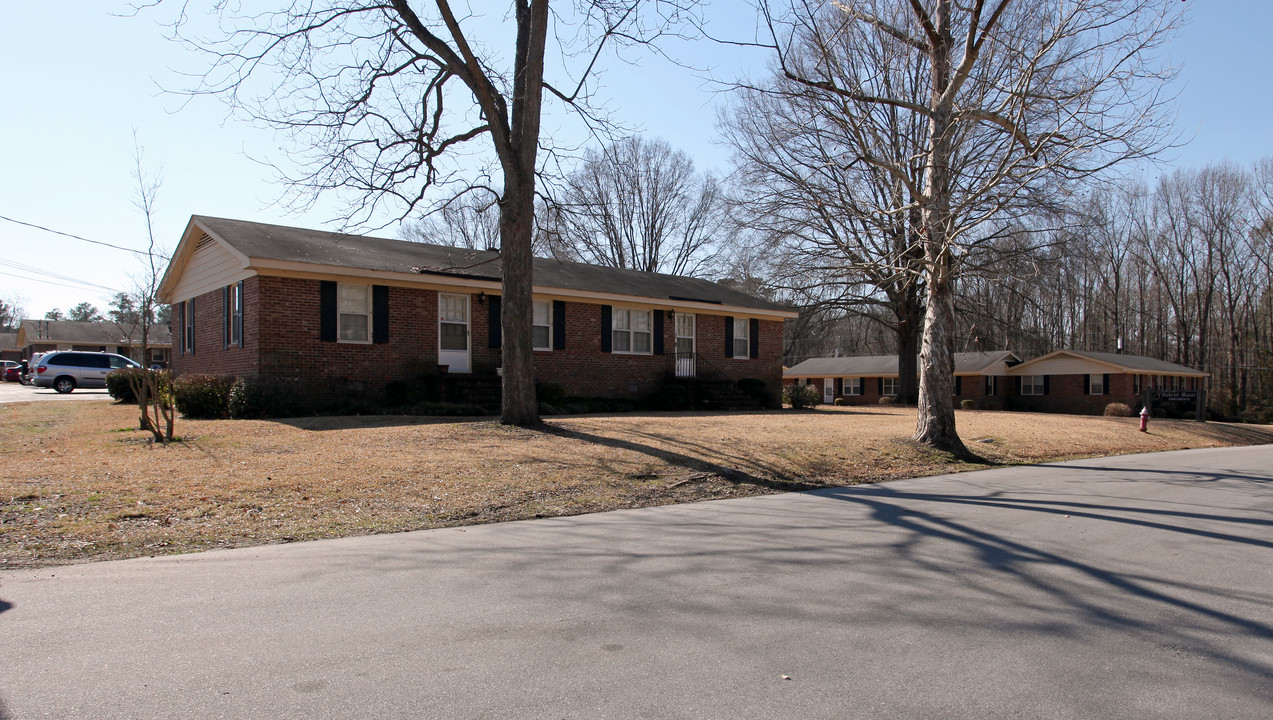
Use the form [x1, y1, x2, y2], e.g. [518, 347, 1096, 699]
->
[0, 380, 111, 403]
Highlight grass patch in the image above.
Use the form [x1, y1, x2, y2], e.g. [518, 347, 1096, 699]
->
[1, 402, 1270, 569]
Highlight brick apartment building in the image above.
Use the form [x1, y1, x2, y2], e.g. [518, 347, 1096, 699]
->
[157, 216, 794, 401]
[784, 350, 1208, 416]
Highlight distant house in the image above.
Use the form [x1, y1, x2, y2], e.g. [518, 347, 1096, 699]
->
[784, 348, 1208, 415]
[156, 215, 795, 401]
[15, 320, 172, 366]
[783, 351, 1021, 406]
[0, 332, 19, 362]
[1004, 350, 1207, 415]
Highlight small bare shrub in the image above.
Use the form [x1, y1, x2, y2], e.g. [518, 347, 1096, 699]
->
[834, 397, 847, 406]
[960, 399, 976, 410]
[878, 396, 894, 405]
[1104, 402, 1132, 417]
[783, 384, 819, 409]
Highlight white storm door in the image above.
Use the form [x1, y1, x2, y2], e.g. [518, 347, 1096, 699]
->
[675, 313, 696, 377]
[438, 293, 471, 373]
[824, 379, 835, 404]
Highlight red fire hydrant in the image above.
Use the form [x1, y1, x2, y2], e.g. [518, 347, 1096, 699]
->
[1139, 406, 1149, 432]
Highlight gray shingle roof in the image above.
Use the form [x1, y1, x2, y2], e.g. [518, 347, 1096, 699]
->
[784, 351, 1016, 377]
[19, 320, 172, 346]
[193, 215, 789, 313]
[1019, 350, 1206, 376]
[0, 333, 16, 351]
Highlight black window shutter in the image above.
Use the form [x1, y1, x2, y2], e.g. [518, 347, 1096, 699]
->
[1016, 376, 1022, 394]
[372, 285, 389, 344]
[955, 376, 962, 395]
[1103, 374, 1110, 396]
[724, 316, 734, 357]
[237, 281, 245, 348]
[319, 281, 337, 342]
[178, 302, 184, 357]
[488, 296, 502, 348]
[222, 286, 230, 349]
[878, 377, 883, 395]
[749, 318, 759, 359]
[834, 378, 842, 396]
[653, 310, 665, 355]
[552, 300, 566, 350]
[1043, 375, 1051, 395]
[1083, 374, 1090, 395]
[600, 305, 612, 353]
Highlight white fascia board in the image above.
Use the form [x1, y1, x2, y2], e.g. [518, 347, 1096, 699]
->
[249, 259, 798, 319]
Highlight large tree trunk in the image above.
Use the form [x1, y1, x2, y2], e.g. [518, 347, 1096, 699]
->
[499, 178, 540, 426]
[895, 297, 921, 405]
[912, 0, 971, 458]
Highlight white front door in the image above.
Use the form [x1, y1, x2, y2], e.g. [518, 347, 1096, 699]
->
[438, 293, 471, 373]
[824, 379, 835, 404]
[675, 313, 696, 377]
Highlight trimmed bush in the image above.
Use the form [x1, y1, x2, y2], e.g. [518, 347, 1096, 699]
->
[1104, 402, 1132, 417]
[783, 383, 819, 409]
[736, 378, 778, 409]
[228, 376, 308, 419]
[173, 374, 234, 419]
[878, 396, 895, 405]
[960, 399, 976, 410]
[106, 368, 147, 403]
[536, 382, 568, 407]
[645, 381, 694, 411]
[834, 397, 848, 406]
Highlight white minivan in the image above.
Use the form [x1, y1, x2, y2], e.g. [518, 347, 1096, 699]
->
[30, 352, 141, 393]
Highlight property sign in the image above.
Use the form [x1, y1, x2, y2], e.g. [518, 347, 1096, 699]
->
[1157, 390, 1198, 402]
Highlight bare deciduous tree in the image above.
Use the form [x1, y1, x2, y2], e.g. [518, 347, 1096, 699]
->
[762, 0, 1181, 456]
[546, 135, 724, 277]
[168, 1, 701, 426]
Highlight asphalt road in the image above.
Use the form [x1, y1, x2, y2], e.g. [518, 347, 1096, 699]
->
[0, 381, 111, 403]
[2, 446, 1271, 719]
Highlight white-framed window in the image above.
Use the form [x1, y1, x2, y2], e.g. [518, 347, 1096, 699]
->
[733, 318, 750, 359]
[338, 283, 372, 343]
[1021, 375, 1045, 396]
[844, 377, 862, 396]
[881, 377, 899, 396]
[1089, 374, 1104, 395]
[225, 281, 243, 348]
[613, 307, 652, 354]
[532, 300, 552, 351]
[182, 300, 195, 354]
[439, 293, 469, 351]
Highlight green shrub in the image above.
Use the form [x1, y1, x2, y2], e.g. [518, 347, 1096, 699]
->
[645, 381, 694, 411]
[536, 382, 568, 407]
[173, 374, 234, 419]
[106, 367, 147, 403]
[783, 383, 819, 409]
[228, 376, 308, 419]
[960, 399, 976, 410]
[539, 402, 561, 416]
[736, 378, 778, 409]
[1104, 402, 1132, 417]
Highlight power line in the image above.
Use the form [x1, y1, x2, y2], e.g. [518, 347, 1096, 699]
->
[0, 269, 121, 294]
[0, 214, 151, 256]
[0, 258, 119, 293]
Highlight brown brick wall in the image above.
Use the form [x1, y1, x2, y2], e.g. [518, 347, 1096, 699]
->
[173, 276, 785, 400]
[1009, 373, 1139, 414]
[170, 277, 260, 378]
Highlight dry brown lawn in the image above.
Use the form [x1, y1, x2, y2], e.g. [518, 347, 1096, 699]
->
[3, 400, 1270, 569]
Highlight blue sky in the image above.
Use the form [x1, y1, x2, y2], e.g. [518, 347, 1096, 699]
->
[1, 1, 1266, 318]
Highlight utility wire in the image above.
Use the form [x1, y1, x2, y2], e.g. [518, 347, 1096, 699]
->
[0, 214, 151, 256]
[0, 269, 121, 294]
[0, 258, 119, 293]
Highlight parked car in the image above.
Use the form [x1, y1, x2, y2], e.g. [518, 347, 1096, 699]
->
[30, 352, 142, 393]
[2, 361, 19, 382]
